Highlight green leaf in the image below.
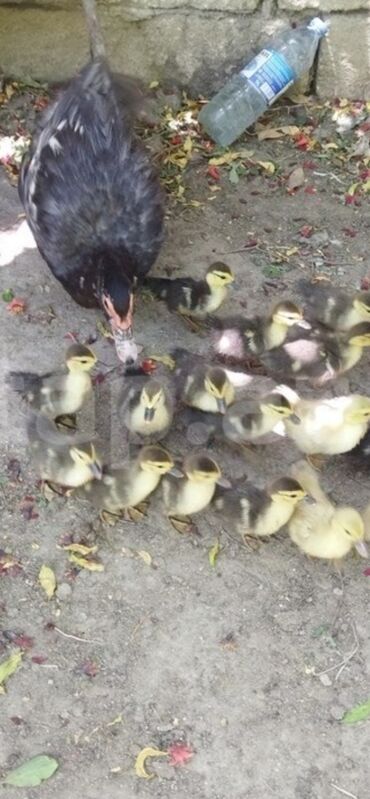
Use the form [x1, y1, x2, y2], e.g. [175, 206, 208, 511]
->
[2, 289, 14, 302]
[228, 164, 240, 185]
[342, 699, 370, 725]
[4, 755, 59, 787]
[209, 540, 221, 568]
[0, 650, 22, 691]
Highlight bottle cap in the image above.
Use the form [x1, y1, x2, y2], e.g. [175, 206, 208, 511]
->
[307, 17, 330, 37]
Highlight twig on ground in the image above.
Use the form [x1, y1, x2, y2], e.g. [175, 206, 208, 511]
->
[331, 783, 358, 799]
[54, 626, 103, 645]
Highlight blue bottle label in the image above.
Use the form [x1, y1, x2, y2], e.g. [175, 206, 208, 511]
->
[242, 49, 295, 105]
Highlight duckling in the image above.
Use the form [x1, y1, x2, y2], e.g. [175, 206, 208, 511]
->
[211, 301, 309, 362]
[27, 412, 102, 488]
[288, 461, 368, 562]
[298, 279, 370, 331]
[118, 376, 174, 442]
[223, 392, 297, 444]
[260, 322, 370, 385]
[285, 393, 370, 458]
[145, 262, 234, 330]
[162, 452, 229, 533]
[214, 477, 306, 543]
[77, 444, 177, 523]
[7, 344, 96, 428]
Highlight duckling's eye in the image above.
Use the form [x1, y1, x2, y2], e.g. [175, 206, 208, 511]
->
[344, 529, 353, 537]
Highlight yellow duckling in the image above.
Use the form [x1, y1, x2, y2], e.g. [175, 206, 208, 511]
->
[288, 461, 368, 562]
[162, 452, 229, 533]
[284, 393, 370, 457]
[211, 301, 309, 362]
[298, 280, 370, 331]
[7, 344, 96, 423]
[145, 262, 234, 328]
[77, 444, 178, 523]
[27, 412, 102, 488]
[118, 376, 174, 442]
[214, 476, 306, 541]
[180, 362, 235, 414]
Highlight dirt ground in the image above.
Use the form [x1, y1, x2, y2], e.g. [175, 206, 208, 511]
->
[0, 87, 370, 798]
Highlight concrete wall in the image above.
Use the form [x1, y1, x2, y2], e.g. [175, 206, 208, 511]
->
[0, 0, 369, 97]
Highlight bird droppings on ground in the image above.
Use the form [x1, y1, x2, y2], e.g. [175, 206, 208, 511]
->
[1, 80, 370, 799]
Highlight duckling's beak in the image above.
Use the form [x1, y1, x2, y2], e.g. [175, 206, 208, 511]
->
[169, 466, 183, 478]
[355, 540, 368, 558]
[289, 413, 301, 425]
[297, 319, 311, 329]
[144, 407, 155, 422]
[217, 475, 231, 488]
[217, 398, 227, 414]
[90, 462, 103, 480]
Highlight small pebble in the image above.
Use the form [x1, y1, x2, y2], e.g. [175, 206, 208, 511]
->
[333, 588, 343, 597]
[56, 583, 72, 600]
[319, 673, 332, 687]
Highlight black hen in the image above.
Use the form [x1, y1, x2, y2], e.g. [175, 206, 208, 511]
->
[19, 51, 164, 363]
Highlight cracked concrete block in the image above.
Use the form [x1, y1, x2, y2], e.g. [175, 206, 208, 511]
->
[278, 0, 370, 9]
[316, 12, 370, 97]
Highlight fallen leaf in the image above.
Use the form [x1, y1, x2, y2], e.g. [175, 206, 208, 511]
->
[6, 457, 22, 482]
[76, 659, 99, 678]
[12, 634, 34, 650]
[209, 150, 253, 167]
[342, 698, 370, 724]
[68, 553, 104, 572]
[229, 163, 240, 184]
[31, 655, 48, 664]
[209, 540, 221, 567]
[343, 227, 357, 238]
[7, 297, 26, 314]
[257, 127, 283, 141]
[2, 288, 14, 302]
[207, 165, 220, 180]
[63, 543, 98, 556]
[20, 495, 39, 521]
[4, 755, 59, 787]
[134, 747, 168, 779]
[321, 142, 339, 151]
[149, 80, 159, 89]
[0, 650, 22, 691]
[285, 246, 299, 257]
[287, 166, 305, 191]
[136, 550, 152, 566]
[220, 632, 238, 651]
[257, 160, 275, 175]
[168, 742, 194, 767]
[38, 565, 56, 599]
[299, 224, 314, 238]
[278, 125, 301, 137]
[0, 551, 23, 577]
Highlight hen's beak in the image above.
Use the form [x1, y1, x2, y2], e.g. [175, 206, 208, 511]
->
[103, 293, 139, 364]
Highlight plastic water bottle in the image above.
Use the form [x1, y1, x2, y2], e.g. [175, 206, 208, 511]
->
[199, 17, 329, 147]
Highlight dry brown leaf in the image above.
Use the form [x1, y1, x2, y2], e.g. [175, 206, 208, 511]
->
[287, 166, 305, 191]
[257, 127, 283, 141]
[134, 747, 168, 779]
[278, 125, 301, 136]
[38, 565, 56, 599]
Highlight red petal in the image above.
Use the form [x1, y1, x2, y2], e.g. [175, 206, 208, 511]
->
[31, 655, 48, 664]
[299, 224, 314, 238]
[167, 742, 194, 766]
[207, 165, 220, 181]
[360, 277, 370, 290]
[7, 297, 26, 314]
[141, 358, 158, 374]
[363, 567, 370, 576]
